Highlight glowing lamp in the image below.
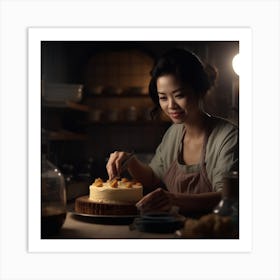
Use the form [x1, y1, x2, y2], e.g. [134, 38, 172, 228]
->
[232, 53, 240, 76]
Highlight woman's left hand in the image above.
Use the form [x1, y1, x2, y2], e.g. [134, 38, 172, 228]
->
[136, 187, 175, 213]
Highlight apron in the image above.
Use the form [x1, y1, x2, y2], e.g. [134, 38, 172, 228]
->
[163, 126, 213, 194]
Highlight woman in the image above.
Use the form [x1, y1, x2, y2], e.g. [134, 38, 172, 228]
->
[106, 48, 238, 215]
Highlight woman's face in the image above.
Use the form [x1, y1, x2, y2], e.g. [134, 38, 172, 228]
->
[156, 74, 199, 124]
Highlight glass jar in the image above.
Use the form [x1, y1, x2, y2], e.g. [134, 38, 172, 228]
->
[41, 154, 67, 238]
[213, 171, 239, 233]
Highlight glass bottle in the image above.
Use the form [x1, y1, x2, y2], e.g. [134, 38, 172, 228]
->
[41, 153, 67, 238]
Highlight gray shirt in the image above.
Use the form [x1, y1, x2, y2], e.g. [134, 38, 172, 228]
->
[149, 117, 239, 192]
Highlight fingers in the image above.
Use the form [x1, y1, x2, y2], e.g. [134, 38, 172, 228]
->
[137, 188, 168, 207]
[136, 188, 173, 213]
[106, 151, 129, 179]
[106, 151, 121, 179]
[106, 152, 114, 179]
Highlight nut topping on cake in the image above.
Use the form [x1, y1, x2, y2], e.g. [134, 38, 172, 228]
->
[123, 182, 133, 188]
[121, 178, 129, 183]
[93, 178, 103, 187]
[109, 179, 118, 188]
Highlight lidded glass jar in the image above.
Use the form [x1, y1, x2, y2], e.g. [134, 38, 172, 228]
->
[41, 152, 67, 238]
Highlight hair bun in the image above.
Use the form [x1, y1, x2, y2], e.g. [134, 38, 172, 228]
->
[204, 63, 218, 89]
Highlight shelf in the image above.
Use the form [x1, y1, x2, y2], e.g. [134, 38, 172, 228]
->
[86, 94, 149, 98]
[66, 101, 89, 112]
[86, 120, 171, 126]
[48, 130, 88, 141]
[42, 100, 89, 112]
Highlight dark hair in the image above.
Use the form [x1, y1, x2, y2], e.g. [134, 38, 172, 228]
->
[149, 48, 217, 117]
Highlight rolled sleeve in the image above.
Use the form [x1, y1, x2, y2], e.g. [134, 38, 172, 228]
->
[211, 127, 239, 192]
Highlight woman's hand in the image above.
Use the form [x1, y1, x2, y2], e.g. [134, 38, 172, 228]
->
[136, 187, 175, 213]
[106, 151, 134, 180]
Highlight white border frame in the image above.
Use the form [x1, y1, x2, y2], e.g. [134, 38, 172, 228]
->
[28, 27, 252, 253]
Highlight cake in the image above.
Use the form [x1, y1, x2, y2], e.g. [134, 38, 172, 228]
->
[75, 178, 143, 215]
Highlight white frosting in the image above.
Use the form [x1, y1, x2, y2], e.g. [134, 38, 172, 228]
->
[89, 180, 143, 204]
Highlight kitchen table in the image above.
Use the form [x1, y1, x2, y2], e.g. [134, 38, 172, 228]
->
[45, 201, 238, 239]
[48, 211, 179, 239]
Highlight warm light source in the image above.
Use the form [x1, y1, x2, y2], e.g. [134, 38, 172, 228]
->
[232, 53, 240, 76]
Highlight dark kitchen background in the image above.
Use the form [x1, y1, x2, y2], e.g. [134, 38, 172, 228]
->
[41, 41, 239, 201]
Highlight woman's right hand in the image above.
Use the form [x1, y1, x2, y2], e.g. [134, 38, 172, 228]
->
[106, 151, 133, 180]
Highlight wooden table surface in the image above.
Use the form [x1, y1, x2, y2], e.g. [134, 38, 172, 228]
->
[49, 212, 179, 239]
